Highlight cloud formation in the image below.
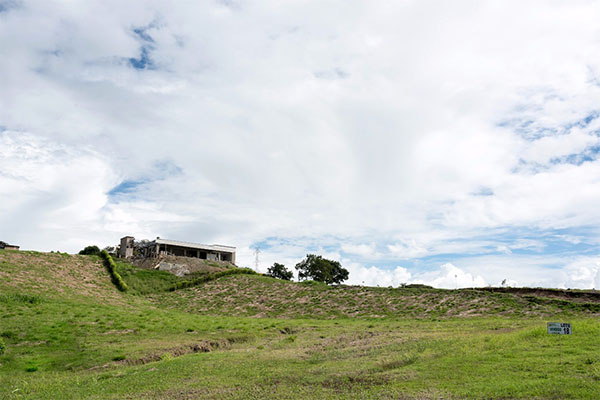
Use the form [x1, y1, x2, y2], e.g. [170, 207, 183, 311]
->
[2, 1, 600, 288]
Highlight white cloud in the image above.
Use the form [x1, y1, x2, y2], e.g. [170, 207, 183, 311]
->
[341, 243, 377, 257]
[0, 131, 117, 250]
[561, 258, 600, 290]
[411, 263, 487, 289]
[387, 239, 429, 259]
[344, 263, 412, 287]
[342, 262, 486, 289]
[1, 1, 600, 287]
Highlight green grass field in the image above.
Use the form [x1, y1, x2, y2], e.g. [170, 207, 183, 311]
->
[1, 251, 599, 399]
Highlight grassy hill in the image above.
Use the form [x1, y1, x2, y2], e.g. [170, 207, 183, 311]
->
[1, 250, 600, 399]
[151, 274, 600, 319]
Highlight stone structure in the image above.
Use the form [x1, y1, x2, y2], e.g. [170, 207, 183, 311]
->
[118, 236, 236, 264]
[119, 236, 135, 259]
[0, 241, 20, 250]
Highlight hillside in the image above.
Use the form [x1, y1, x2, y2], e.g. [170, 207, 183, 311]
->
[4, 250, 596, 319]
[151, 273, 600, 319]
[1, 251, 600, 399]
[0, 250, 128, 304]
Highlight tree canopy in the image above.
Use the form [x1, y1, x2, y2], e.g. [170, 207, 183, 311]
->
[295, 254, 349, 285]
[78, 245, 101, 256]
[266, 263, 293, 281]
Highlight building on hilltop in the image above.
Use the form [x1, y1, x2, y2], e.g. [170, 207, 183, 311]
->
[118, 236, 236, 264]
[0, 241, 20, 250]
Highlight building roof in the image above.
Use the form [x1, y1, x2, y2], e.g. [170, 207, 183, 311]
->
[154, 238, 235, 253]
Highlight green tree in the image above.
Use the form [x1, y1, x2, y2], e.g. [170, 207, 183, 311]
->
[295, 254, 349, 285]
[266, 263, 293, 281]
[78, 245, 101, 256]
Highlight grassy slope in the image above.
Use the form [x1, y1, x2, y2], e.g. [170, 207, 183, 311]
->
[1, 250, 600, 399]
[152, 274, 600, 319]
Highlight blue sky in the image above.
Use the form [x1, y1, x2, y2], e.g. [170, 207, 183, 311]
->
[2, 1, 600, 288]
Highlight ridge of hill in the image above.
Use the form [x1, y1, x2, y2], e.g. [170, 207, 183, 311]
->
[2, 251, 599, 319]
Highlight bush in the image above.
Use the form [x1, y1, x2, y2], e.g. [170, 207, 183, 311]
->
[79, 245, 101, 256]
[100, 250, 128, 292]
[267, 263, 293, 280]
[103, 246, 117, 256]
[0, 337, 5, 355]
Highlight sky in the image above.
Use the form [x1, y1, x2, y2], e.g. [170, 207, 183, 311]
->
[2, 0, 600, 289]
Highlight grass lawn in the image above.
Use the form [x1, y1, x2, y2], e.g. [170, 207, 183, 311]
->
[1, 251, 599, 399]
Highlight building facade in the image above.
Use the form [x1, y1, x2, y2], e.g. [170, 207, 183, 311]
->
[118, 236, 236, 264]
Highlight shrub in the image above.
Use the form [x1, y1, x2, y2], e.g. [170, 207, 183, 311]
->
[79, 245, 101, 256]
[102, 246, 117, 256]
[25, 364, 38, 372]
[100, 250, 128, 292]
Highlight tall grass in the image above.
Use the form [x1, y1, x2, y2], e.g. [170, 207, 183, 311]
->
[168, 268, 257, 291]
[0, 293, 43, 304]
[114, 261, 181, 295]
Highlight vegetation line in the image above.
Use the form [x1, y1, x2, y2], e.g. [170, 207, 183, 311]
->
[100, 250, 129, 292]
[168, 268, 257, 291]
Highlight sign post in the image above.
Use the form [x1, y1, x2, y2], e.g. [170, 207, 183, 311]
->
[547, 322, 572, 335]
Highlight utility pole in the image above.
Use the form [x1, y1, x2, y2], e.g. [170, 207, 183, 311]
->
[253, 246, 260, 271]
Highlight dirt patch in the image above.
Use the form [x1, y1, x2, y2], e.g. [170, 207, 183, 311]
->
[320, 372, 393, 391]
[117, 338, 234, 366]
[14, 340, 47, 347]
[146, 386, 239, 400]
[101, 329, 137, 335]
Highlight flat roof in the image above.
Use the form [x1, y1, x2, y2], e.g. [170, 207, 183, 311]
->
[154, 238, 235, 253]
